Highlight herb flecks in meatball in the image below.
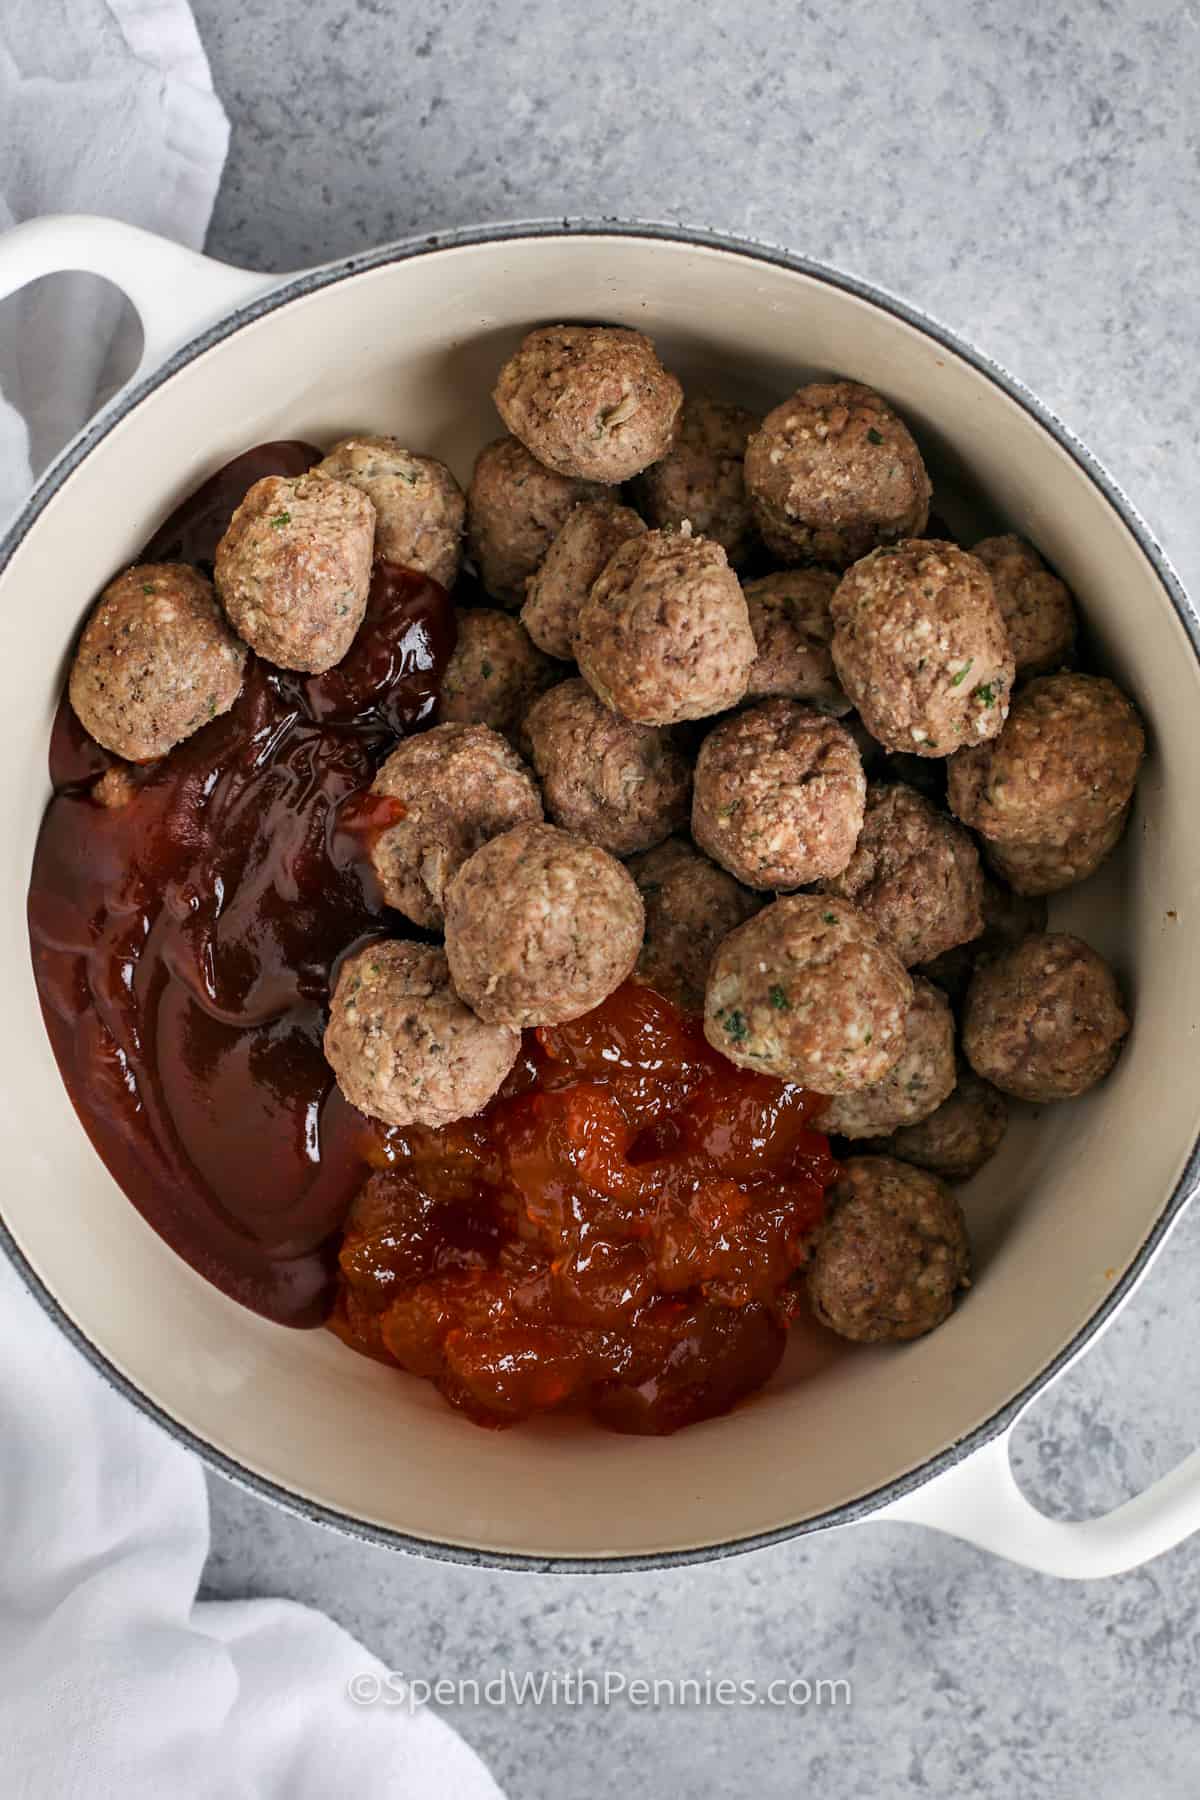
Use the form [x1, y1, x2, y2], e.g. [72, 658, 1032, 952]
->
[628, 837, 760, 1016]
[821, 781, 984, 967]
[972, 534, 1076, 678]
[705, 895, 912, 1092]
[494, 325, 683, 484]
[948, 673, 1144, 848]
[822, 978, 956, 1139]
[692, 699, 866, 890]
[444, 822, 644, 1028]
[633, 396, 759, 563]
[871, 1067, 1009, 1182]
[807, 1156, 970, 1342]
[521, 499, 646, 660]
[324, 941, 520, 1129]
[963, 931, 1129, 1103]
[574, 527, 756, 725]
[69, 563, 247, 762]
[744, 380, 931, 568]
[831, 540, 1014, 756]
[525, 677, 691, 857]
[214, 473, 375, 673]
[315, 436, 465, 590]
[742, 568, 848, 711]
[467, 435, 606, 606]
[436, 607, 557, 740]
[367, 723, 543, 928]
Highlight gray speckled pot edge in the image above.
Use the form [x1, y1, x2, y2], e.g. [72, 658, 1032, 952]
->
[2, 215, 1197, 1573]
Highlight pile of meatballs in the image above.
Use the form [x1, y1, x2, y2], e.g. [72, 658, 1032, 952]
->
[67, 320, 1144, 1353]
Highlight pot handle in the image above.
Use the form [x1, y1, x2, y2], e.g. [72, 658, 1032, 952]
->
[0, 213, 278, 379]
[878, 1424, 1200, 1578]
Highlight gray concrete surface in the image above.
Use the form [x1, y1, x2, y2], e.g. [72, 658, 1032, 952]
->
[192, 2, 1200, 1793]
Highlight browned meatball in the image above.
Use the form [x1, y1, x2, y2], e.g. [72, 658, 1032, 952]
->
[214, 473, 375, 672]
[524, 677, 690, 857]
[436, 607, 557, 739]
[520, 499, 646, 659]
[744, 380, 931, 567]
[444, 822, 644, 1028]
[315, 436, 465, 590]
[324, 941, 520, 1128]
[963, 932, 1129, 1103]
[821, 978, 956, 1139]
[704, 895, 913, 1092]
[830, 541, 1014, 756]
[984, 804, 1131, 897]
[493, 325, 683, 484]
[741, 568, 849, 711]
[972, 533, 1076, 678]
[466, 436, 606, 606]
[872, 1068, 1009, 1182]
[692, 700, 865, 890]
[807, 1156, 970, 1342]
[367, 724, 543, 928]
[627, 837, 760, 1015]
[948, 673, 1145, 848]
[631, 396, 759, 563]
[69, 563, 247, 761]
[821, 782, 984, 967]
[574, 527, 756, 725]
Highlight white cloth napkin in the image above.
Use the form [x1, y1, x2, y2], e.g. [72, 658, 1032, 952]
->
[0, 7, 503, 1797]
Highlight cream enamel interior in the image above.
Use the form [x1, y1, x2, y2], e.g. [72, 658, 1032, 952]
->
[2, 232, 1198, 1561]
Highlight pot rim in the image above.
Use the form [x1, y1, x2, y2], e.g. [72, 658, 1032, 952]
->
[2, 214, 1197, 1572]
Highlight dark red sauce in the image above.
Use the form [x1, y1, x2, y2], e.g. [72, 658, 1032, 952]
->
[27, 445, 455, 1325]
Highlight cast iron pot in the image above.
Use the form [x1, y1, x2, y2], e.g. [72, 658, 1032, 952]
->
[2, 215, 1198, 1577]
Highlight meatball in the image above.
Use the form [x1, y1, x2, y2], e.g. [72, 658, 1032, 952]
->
[521, 499, 646, 659]
[704, 896, 913, 1092]
[692, 700, 865, 890]
[830, 540, 1014, 756]
[821, 782, 984, 967]
[874, 1068, 1009, 1183]
[963, 931, 1129, 1103]
[314, 436, 465, 590]
[631, 396, 759, 563]
[69, 563, 247, 761]
[367, 724, 543, 928]
[466, 436, 606, 606]
[324, 940, 520, 1129]
[742, 568, 848, 712]
[214, 473, 374, 673]
[574, 527, 756, 725]
[983, 804, 1131, 897]
[493, 324, 683, 484]
[524, 678, 690, 857]
[744, 380, 931, 568]
[436, 607, 557, 738]
[948, 673, 1145, 847]
[820, 978, 956, 1139]
[807, 1156, 970, 1343]
[444, 822, 644, 1028]
[972, 533, 1076, 678]
[628, 837, 760, 1015]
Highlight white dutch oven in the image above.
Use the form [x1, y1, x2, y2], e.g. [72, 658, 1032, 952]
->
[2, 215, 1198, 1578]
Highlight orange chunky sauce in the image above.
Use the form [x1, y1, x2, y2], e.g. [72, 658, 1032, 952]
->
[332, 983, 838, 1433]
